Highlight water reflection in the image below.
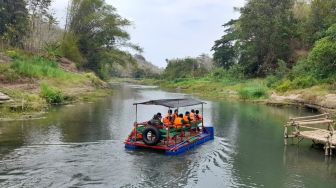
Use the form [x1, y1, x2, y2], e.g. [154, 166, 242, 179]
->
[0, 84, 335, 187]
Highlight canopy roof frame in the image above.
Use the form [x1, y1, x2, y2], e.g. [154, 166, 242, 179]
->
[133, 98, 206, 108]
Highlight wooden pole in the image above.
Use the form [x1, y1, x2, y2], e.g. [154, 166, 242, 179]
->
[284, 125, 288, 145]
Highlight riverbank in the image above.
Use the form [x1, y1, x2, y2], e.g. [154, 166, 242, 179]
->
[113, 77, 336, 117]
[0, 51, 112, 120]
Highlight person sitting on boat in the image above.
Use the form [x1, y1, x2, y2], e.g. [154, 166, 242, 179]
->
[190, 109, 196, 121]
[173, 109, 179, 121]
[183, 111, 192, 127]
[195, 110, 203, 122]
[163, 109, 173, 126]
[148, 113, 163, 126]
[173, 114, 184, 129]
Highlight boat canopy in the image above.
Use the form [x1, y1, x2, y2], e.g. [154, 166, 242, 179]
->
[134, 98, 205, 108]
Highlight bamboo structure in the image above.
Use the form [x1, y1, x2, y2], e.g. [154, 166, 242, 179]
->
[284, 113, 335, 156]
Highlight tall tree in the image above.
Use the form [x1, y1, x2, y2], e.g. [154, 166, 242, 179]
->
[0, 0, 28, 47]
[212, 20, 238, 69]
[25, 0, 55, 51]
[309, 0, 336, 44]
[213, 0, 297, 76]
[238, 0, 296, 76]
[65, 0, 140, 77]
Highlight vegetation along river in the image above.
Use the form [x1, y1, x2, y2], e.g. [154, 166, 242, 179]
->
[0, 84, 335, 188]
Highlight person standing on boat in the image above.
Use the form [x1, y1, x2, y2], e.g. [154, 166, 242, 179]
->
[163, 110, 173, 126]
[190, 109, 196, 121]
[195, 110, 203, 122]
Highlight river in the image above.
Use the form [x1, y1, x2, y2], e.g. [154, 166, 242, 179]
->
[0, 84, 335, 188]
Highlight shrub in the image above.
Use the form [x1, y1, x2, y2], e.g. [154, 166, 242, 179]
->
[238, 85, 268, 99]
[274, 59, 290, 79]
[290, 59, 313, 79]
[40, 84, 64, 104]
[43, 42, 62, 60]
[291, 75, 318, 89]
[266, 75, 279, 88]
[275, 80, 292, 92]
[60, 32, 84, 65]
[84, 72, 106, 88]
[0, 64, 20, 83]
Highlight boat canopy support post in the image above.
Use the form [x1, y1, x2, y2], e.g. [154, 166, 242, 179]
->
[201, 103, 204, 129]
[134, 104, 138, 140]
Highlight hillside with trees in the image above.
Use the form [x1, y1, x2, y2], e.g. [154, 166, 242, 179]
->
[0, 0, 152, 119]
[212, 0, 336, 87]
[149, 0, 336, 110]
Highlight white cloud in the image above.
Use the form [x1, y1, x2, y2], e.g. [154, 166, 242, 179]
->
[52, 0, 246, 67]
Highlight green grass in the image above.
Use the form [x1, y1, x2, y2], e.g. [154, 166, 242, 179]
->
[137, 77, 269, 100]
[39, 83, 64, 104]
[9, 52, 82, 80]
[238, 85, 268, 100]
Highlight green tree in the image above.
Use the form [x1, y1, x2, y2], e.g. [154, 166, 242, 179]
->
[212, 20, 237, 69]
[0, 0, 28, 47]
[213, 0, 297, 77]
[164, 58, 208, 79]
[64, 0, 139, 77]
[309, 24, 336, 78]
[238, 0, 296, 76]
[309, 0, 336, 44]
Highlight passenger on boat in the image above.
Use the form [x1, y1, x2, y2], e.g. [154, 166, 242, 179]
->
[148, 113, 163, 126]
[195, 110, 203, 121]
[190, 109, 196, 121]
[183, 111, 192, 127]
[173, 114, 184, 129]
[163, 110, 173, 126]
[173, 109, 179, 120]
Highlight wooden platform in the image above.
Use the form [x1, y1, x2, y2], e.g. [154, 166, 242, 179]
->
[284, 113, 335, 155]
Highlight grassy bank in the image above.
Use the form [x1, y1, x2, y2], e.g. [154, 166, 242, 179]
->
[135, 77, 336, 115]
[140, 77, 269, 100]
[0, 50, 111, 120]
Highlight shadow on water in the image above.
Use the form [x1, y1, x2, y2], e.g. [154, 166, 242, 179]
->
[0, 84, 335, 187]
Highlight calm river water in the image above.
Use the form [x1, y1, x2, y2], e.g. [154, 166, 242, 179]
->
[0, 84, 335, 188]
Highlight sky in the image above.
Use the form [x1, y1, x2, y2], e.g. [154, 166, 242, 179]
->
[51, 0, 246, 68]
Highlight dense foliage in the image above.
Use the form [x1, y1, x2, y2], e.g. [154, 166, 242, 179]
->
[64, 0, 141, 78]
[163, 58, 208, 79]
[0, 0, 29, 47]
[0, 0, 147, 80]
[212, 0, 336, 83]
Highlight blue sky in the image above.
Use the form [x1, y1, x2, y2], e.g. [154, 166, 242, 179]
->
[51, 0, 246, 67]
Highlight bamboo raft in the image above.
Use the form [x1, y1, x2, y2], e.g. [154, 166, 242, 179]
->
[284, 113, 335, 155]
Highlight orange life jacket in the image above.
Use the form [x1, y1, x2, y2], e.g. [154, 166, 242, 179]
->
[163, 114, 172, 125]
[173, 117, 183, 128]
[190, 113, 195, 121]
[183, 115, 191, 127]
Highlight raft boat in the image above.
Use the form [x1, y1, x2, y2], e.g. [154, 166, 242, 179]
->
[124, 99, 214, 155]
